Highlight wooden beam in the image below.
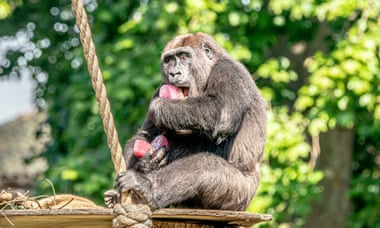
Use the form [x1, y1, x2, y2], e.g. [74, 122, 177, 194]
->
[0, 208, 272, 227]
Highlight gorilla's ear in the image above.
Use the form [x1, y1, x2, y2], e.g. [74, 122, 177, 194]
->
[202, 43, 213, 60]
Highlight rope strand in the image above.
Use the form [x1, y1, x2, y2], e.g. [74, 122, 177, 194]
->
[71, 0, 126, 173]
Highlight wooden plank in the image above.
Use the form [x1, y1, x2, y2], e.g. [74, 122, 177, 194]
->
[0, 209, 113, 228]
[0, 208, 272, 227]
[152, 209, 272, 225]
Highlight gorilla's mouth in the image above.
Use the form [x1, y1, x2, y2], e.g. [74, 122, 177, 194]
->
[159, 84, 189, 99]
[178, 87, 189, 99]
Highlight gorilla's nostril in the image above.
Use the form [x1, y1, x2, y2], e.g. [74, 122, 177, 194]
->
[169, 72, 181, 79]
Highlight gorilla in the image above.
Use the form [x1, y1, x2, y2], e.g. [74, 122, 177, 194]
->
[111, 32, 266, 211]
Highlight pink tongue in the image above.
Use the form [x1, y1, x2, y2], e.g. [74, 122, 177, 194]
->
[133, 139, 151, 158]
[159, 84, 181, 99]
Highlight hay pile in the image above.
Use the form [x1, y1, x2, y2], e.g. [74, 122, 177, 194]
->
[0, 190, 103, 210]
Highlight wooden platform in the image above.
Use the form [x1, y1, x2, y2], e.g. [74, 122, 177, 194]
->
[0, 208, 272, 227]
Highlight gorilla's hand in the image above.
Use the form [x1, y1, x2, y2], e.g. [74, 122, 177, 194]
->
[115, 171, 157, 209]
[136, 147, 168, 173]
[104, 189, 120, 208]
[135, 135, 169, 173]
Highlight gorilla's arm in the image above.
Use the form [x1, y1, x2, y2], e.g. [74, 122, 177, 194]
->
[148, 59, 253, 140]
[124, 88, 163, 170]
[148, 95, 219, 134]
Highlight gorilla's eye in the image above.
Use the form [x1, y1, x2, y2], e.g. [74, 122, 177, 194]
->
[164, 56, 174, 64]
[202, 44, 212, 53]
[177, 52, 190, 61]
[201, 43, 214, 60]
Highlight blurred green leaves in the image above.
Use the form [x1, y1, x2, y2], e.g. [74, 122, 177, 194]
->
[296, 3, 380, 134]
[249, 108, 323, 227]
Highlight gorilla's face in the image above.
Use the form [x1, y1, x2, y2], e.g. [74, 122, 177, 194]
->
[161, 46, 194, 98]
[161, 46, 193, 86]
[160, 34, 218, 98]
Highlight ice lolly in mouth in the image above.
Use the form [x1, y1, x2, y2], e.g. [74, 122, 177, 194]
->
[159, 84, 189, 99]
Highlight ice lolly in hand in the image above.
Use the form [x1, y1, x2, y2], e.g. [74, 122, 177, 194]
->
[133, 139, 152, 158]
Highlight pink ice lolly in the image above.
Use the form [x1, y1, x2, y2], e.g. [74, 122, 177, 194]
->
[151, 135, 169, 151]
[133, 139, 152, 158]
[159, 84, 181, 99]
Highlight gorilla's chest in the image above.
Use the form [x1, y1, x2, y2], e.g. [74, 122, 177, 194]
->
[166, 132, 233, 161]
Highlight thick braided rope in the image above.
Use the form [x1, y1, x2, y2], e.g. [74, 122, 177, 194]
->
[71, 0, 126, 173]
[72, 2, 152, 227]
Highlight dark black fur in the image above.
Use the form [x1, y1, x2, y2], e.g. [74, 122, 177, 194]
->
[116, 33, 266, 210]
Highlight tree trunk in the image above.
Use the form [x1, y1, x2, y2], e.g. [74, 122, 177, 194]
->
[304, 127, 353, 228]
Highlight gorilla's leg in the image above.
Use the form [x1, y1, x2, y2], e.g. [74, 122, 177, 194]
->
[116, 153, 259, 210]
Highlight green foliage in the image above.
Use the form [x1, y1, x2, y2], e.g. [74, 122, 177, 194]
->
[296, 1, 380, 135]
[350, 167, 380, 228]
[293, 1, 380, 227]
[248, 108, 323, 227]
[0, 0, 23, 19]
[257, 57, 298, 105]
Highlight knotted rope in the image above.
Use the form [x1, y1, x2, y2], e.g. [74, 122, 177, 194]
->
[71, 1, 152, 227]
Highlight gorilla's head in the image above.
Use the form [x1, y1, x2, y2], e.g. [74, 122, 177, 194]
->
[160, 33, 225, 97]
